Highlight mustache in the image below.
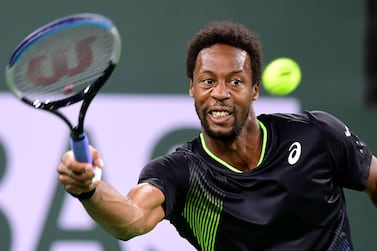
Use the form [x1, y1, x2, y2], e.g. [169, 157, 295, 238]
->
[208, 100, 232, 109]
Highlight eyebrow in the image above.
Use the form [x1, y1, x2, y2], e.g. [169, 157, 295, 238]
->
[199, 70, 244, 75]
[228, 70, 244, 75]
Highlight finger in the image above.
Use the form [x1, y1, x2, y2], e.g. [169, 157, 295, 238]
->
[58, 150, 99, 195]
[71, 167, 96, 182]
[61, 150, 92, 174]
[58, 160, 94, 184]
[59, 174, 94, 193]
[71, 163, 92, 174]
[57, 161, 69, 176]
[90, 145, 104, 168]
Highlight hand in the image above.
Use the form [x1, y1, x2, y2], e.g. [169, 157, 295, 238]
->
[57, 146, 104, 196]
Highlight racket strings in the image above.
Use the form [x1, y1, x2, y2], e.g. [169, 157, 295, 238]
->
[11, 26, 116, 103]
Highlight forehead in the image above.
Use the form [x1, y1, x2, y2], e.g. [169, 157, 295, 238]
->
[196, 44, 250, 72]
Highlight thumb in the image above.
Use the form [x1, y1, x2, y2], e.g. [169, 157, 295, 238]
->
[89, 145, 104, 169]
[89, 146, 104, 184]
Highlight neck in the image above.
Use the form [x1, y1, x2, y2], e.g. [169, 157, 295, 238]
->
[202, 117, 263, 172]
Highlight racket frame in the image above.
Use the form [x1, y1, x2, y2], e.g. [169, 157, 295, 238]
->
[5, 13, 121, 170]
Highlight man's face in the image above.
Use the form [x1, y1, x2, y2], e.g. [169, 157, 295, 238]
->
[189, 44, 259, 140]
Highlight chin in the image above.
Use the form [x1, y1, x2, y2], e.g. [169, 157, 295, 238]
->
[205, 127, 240, 141]
[198, 108, 241, 140]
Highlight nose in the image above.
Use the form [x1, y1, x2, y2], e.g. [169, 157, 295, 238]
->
[211, 81, 230, 100]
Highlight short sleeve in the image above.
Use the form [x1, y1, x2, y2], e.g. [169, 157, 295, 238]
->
[138, 151, 190, 217]
[307, 111, 372, 190]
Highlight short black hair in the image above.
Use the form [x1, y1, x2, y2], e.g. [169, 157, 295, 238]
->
[186, 21, 263, 86]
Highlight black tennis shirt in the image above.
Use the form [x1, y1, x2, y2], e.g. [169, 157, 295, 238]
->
[138, 111, 372, 251]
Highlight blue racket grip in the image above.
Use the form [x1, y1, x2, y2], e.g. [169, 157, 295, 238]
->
[70, 132, 102, 184]
[70, 132, 92, 163]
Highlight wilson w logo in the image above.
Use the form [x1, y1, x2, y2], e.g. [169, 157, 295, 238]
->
[27, 36, 96, 85]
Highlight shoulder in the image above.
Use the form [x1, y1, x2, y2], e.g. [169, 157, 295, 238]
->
[258, 110, 347, 133]
[258, 110, 338, 122]
[143, 137, 201, 172]
[258, 110, 352, 152]
[303, 111, 351, 141]
[304, 110, 347, 128]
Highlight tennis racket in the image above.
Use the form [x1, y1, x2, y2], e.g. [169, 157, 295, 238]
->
[5, 13, 122, 183]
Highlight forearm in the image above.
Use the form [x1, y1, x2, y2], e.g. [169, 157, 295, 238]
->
[58, 150, 164, 239]
[81, 181, 146, 240]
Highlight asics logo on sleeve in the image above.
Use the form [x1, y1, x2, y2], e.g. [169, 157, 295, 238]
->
[344, 125, 351, 137]
[288, 142, 302, 165]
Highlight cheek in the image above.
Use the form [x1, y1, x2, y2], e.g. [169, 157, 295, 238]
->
[192, 87, 210, 103]
[235, 92, 253, 116]
[194, 95, 207, 111]
[240, 98, 251, 114]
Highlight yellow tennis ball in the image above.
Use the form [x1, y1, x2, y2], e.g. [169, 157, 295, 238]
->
[262, 57, 302, 96]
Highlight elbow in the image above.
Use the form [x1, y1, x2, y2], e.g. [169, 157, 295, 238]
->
[98, 225, 142, 241]
[110, 231, 138, 241]
[115, 233, 136, 241]
[111, 225, 150, 241]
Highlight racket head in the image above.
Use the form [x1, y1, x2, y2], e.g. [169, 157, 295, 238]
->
[5, 13, 121, 110]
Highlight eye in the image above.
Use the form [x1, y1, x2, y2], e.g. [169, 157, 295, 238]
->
[231, 79, 242, 85]
[201, 79, 214, 85]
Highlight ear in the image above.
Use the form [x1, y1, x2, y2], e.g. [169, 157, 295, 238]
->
[189, 80, 194, 97]
[252, 83, 259, 101]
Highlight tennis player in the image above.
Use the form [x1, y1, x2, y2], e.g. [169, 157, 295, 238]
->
[57, 21, 377, 251]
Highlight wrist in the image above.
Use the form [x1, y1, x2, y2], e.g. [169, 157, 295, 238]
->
[69, 188, 96, 201]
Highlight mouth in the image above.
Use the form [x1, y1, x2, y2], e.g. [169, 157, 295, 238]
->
[208, 109, 232, 122]
[210, 110, 230, 118]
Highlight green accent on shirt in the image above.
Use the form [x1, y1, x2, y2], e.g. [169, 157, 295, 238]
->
[182, 171, 224, 251]
[200, 119, 267, 173]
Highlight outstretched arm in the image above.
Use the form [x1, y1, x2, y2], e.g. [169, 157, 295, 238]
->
[57, 148, 165, 240]
[366, 155, 377, 207]
[82, 182, 165, 240]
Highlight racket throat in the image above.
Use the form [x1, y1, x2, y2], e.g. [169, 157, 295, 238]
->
[71, 127, 86, 141]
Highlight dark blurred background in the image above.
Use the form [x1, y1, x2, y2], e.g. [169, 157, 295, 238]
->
[0, 0, 376, 250]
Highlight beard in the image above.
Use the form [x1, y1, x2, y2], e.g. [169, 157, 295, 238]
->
[195, 102, 244, 141]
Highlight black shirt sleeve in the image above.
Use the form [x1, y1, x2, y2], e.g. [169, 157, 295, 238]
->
[307, 111, 372, 190]
[138, 150, 190, 217]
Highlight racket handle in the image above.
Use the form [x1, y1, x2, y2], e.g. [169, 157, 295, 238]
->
[70, 132, 92, 163]
[70, 132, 102, 183]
